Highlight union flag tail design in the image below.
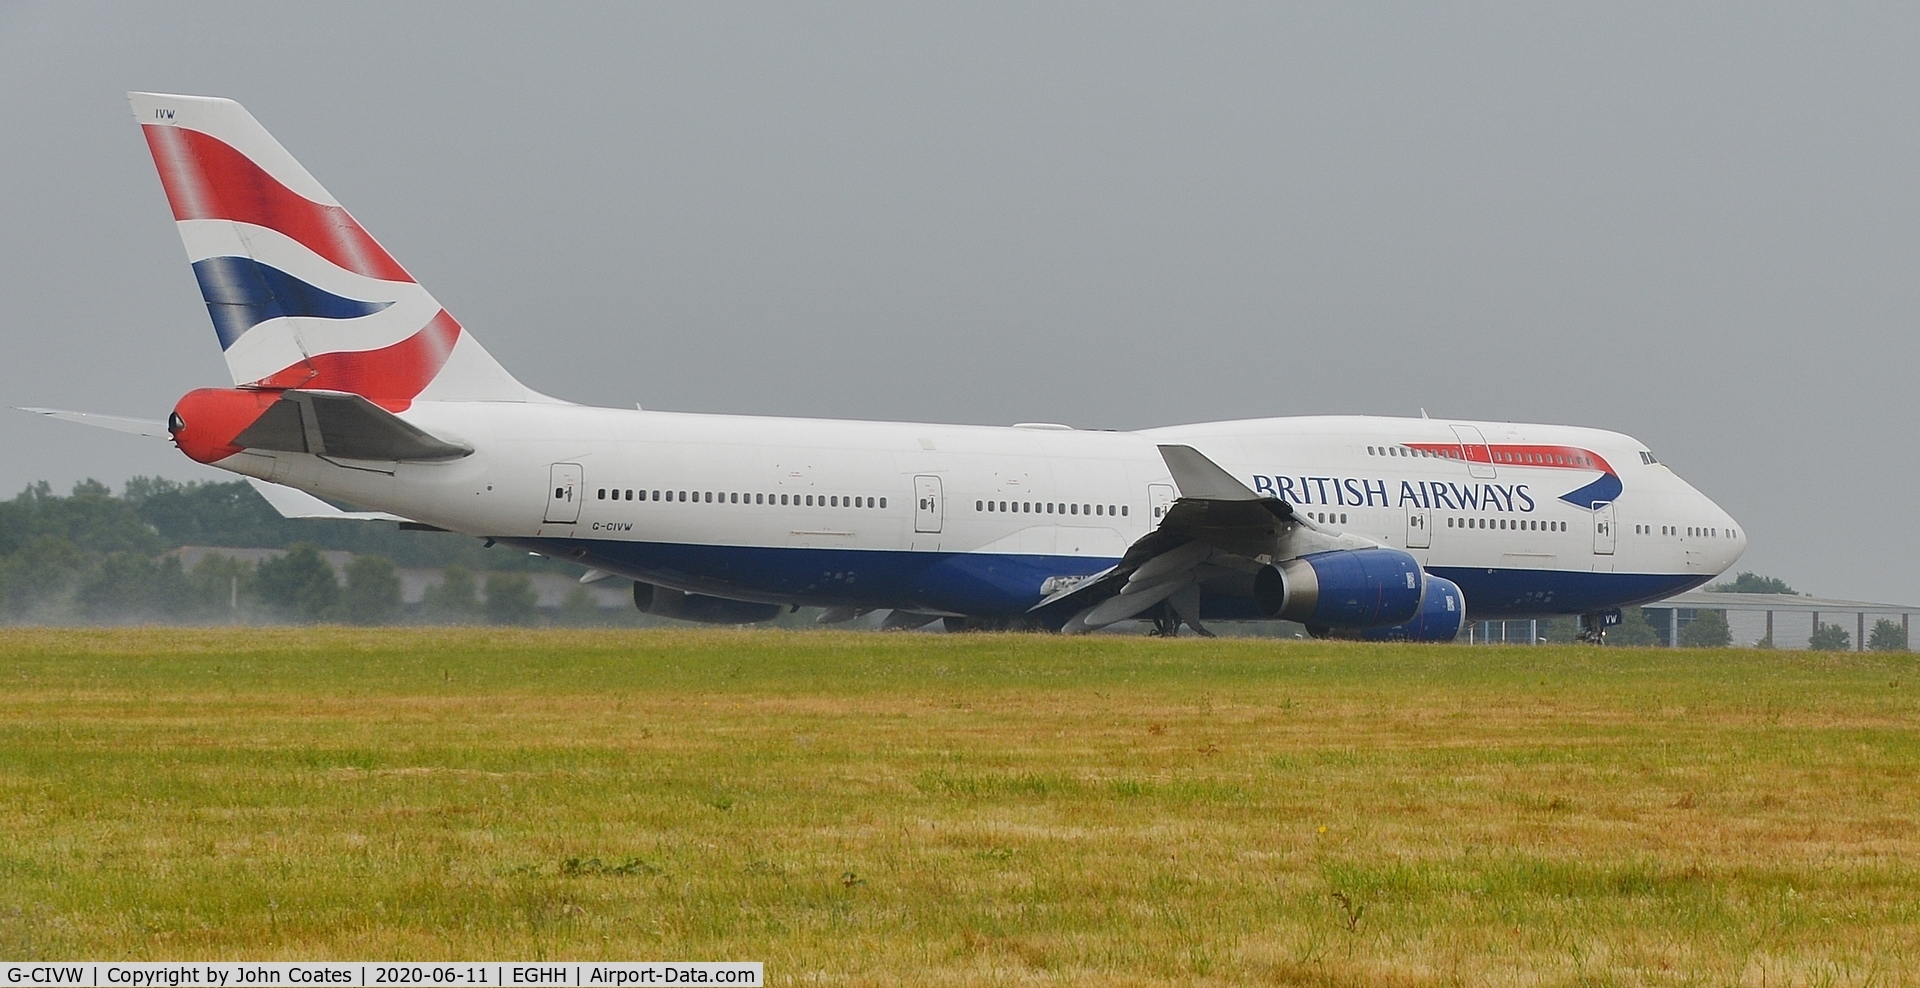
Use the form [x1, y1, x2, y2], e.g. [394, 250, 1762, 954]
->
[129, 92, 550, 407]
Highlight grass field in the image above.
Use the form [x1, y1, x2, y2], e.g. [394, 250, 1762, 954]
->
[1, 628, 1917, 985]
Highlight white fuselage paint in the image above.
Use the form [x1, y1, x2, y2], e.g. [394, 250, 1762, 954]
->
[209, 404, 1745, 619]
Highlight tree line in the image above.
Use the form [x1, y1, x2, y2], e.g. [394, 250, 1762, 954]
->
[0, 477, 589, 625]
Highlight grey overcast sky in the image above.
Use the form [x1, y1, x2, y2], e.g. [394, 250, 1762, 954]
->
[1, 3, 1916, 602]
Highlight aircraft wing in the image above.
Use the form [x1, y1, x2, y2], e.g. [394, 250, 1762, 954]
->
[1035, 444, 1364, 634]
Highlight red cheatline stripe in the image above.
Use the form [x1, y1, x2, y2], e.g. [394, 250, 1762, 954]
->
[248, 309, 462, 409]
[1405, 442, 1614, 474]
[142, 124, 414, 284]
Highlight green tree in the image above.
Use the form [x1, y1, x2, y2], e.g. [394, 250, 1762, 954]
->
[1869, 618, 1909, 652]
[1605, 608, 1662, 646]
[1678, 609, 1731, 648]
[422, 564, 481, 623]
[1809, 623, 1851, 651]
[0, 535, 85, 618]
[483, 572, 540, 626]
[1709, 572, 1797, 595]
[27, 480, 165, 557]
[78, 552, 159, 621]
[254, 543, 341, 622]
[187, 554, 253, 621]
[341, 555, 403, 625]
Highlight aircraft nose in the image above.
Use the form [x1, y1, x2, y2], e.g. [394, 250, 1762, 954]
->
[1708, 497, 1747, 569]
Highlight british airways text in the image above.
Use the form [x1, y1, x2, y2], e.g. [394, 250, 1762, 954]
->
[1249, 476, 1538, 513]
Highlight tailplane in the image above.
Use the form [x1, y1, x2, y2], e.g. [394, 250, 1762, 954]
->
[128, 92, 553, 407]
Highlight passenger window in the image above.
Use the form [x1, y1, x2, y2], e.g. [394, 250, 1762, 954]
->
[976, 500, 983, 511]
[597, 489, 606, 500]
[1121, 506, 1128, 516]
[879, 497, 887, 508]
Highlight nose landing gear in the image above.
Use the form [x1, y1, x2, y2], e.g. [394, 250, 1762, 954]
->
[1578, 609, 1621, 644]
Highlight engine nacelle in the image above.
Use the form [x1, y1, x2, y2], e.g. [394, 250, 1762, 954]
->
[633, 582, 783, 625]
[1346, 574, 1467, 642]
[1251, 547, 1425, 629]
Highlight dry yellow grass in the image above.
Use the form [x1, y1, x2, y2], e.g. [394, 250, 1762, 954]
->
[1, 627, 1917, 985]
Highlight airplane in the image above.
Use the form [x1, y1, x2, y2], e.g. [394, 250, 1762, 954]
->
[26, 92, 1748, 640]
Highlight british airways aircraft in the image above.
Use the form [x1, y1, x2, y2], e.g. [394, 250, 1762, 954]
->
[30, 93, 1747, 640]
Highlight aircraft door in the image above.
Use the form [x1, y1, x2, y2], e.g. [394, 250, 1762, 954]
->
[1591, 501, 1616, 555]
[545, 463, 582, 523]
[1148, 484, 1176, 524]
[914, 475, 943, 533]
[1405, 503, 1432, 549]
[1450, 425, 1497, 479]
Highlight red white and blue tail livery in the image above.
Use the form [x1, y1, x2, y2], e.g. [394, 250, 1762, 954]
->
[131, 93, 546, 407]
[28, 93, 1747, 640]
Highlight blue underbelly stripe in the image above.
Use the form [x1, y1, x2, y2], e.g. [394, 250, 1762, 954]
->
[501, 536, 1710, 620]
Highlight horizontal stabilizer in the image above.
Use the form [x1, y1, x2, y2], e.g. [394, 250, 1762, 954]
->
[234, 390, 472, 461]
[245, 478, 408, 521]
[17, 407, 171, 439]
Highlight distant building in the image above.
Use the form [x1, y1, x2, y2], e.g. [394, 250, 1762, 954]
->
[1646, 591, 1915, 650]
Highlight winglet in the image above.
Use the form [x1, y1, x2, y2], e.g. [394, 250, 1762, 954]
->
[1156, 445, 1263, 501]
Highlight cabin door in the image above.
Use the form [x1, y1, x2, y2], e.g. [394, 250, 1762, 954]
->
[545, 463, 583, 523]
[1148, 484, 1176, 524]
[914, 475, 943, 533]
[1449, 424, 1497, 479]
[1405, 503, 1432, 549]
[1591, 501, 1616, 555]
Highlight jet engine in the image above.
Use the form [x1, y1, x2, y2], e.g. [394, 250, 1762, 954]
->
[1335, 573, 1467, 642]
[633, 582, 783, 624]
[1251, 547, 1425, 629]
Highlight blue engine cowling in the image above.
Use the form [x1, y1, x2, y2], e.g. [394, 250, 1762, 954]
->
[1348, 574, 1467, 642]
[1251, 547, 1425, 629]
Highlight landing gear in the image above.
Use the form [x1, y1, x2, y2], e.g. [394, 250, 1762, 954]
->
[1147, 600, 1215, 638]
[1577, 609, 1620, 644]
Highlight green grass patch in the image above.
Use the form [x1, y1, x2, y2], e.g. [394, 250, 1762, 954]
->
[2, 628, 1919, 984]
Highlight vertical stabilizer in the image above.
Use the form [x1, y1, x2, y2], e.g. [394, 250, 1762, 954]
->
[128, 92, 554, 406]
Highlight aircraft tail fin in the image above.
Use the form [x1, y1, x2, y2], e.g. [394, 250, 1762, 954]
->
[128, 92, 554, 407]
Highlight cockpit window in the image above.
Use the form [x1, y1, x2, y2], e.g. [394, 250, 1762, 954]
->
[1639, 451, 1659, 465]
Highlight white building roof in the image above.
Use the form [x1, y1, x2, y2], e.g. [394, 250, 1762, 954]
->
[1655, 591, 1920, 614]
